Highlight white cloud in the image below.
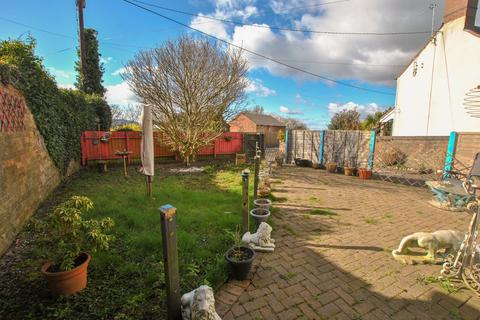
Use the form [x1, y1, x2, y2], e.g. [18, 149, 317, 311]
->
[327, 101, 385, 119]
[105, 81, 138, 106]
[245, 78, 276, 97]
[279, 105, 303, 115]
[48, 67, 72, 80]
[111, 67, 127, 76]
[194, 0, 445, 85]
[58, 83, 75, 90]
[100, 56, 113, 64]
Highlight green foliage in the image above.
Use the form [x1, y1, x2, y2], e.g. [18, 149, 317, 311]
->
[112, 123, 141, 132]
[34, 196, 114, 271]
[75, 28, 106, 96]
[0, 38, 111, 171]
[328, 109, 360, 130]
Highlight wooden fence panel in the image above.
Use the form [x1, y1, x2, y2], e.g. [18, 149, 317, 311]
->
[81, 131, 244, 164]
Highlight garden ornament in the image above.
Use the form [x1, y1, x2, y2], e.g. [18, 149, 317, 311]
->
[392, 230, 464, 265]
[180, 285, 221, 320]
[242, 222, 275, 252]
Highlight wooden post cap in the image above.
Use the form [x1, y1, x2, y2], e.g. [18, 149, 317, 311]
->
[159, 204, 177, 218]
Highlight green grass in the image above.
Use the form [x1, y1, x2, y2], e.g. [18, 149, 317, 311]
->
[0, 162, 255, 319]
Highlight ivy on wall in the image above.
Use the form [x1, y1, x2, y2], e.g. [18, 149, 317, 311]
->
[0, 38, 111, 173]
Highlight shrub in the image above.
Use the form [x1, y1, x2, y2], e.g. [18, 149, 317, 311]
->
[381, 149, 407, 167]
[112, 123, 141, 131]
[33, 196, 114, 271]
[0, 38, 111, 172]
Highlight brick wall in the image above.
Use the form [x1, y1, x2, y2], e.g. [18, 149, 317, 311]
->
[0, 85, 63, 255]
[229, 114, 257, 132]
[455, 132, 480, 169]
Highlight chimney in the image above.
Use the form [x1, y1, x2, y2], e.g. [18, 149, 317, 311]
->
[443, 0, 479, 28]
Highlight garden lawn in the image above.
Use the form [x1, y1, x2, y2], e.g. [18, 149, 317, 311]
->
[0, 161, 253, 319]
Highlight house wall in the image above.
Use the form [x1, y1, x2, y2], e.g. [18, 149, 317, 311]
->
[393, 16, 480, 136]
[229, 114, 257, 132]
[0, 85, 64, 255]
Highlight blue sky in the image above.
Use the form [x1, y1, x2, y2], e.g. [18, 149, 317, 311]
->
[0, 0, 445, 129]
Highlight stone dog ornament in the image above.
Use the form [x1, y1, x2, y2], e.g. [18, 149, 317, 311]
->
[392, 230, 464, 265]
[181, 285, 221, 320]
[242, 222, 275, 252]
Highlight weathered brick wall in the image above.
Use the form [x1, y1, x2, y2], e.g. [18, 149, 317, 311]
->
[455, 133, 480, 169]
[0, 85, 62, 255]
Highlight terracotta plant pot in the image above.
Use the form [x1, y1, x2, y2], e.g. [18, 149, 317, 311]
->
[344, 167, 356, 176]
[41, 252, 91, 296]
[225, 246, 256, 280]
[326, 163, 337, 173]
[358, 168, 372, 180]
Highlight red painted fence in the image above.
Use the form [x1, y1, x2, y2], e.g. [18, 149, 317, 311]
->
[81, 131, 244, 165]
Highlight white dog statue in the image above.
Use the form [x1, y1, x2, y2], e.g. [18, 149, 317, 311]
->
[242, 222, 275, 252]
[181, 285, 221, 320]
[392, 230, 464, 264]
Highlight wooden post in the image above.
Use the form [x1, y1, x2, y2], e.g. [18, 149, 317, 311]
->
[241, 170, 250, 234]
[123, 156, 128, 177]
[284, 128, 289, 164]
[253, 143, 260, 199]
[159, 205, 182, 320]
[443, 131, 458, 180]
[146, 175, 153, 197]
[367, 130, 376, 170]
[318, 130, 325, 167]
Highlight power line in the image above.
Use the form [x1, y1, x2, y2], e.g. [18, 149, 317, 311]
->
[120, 0, 396, 96]
[274, 0, 350, 13]
[248, 57, 405, 68]
[130, 0, 432, 36]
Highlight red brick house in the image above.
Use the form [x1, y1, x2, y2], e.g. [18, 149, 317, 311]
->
[229, 113, 286, 147]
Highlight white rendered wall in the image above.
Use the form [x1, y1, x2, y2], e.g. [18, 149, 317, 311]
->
[393, 17, 480, 136]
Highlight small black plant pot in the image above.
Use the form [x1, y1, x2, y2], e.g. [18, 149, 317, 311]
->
[225, 246, 256, 280]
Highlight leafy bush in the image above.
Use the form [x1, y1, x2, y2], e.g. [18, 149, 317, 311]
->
[0, 38, 111, 172]
[112, 123, 141, 131]
[33, 196, 114, 271]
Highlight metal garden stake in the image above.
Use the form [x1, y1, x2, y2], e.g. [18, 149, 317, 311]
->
[253, 142, 260, 199]
[241, 170, 250, 234]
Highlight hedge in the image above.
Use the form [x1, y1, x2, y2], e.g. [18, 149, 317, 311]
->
[0, 38, 111, 173]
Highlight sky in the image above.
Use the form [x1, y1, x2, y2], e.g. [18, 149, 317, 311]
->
[0, 0, 447, 129]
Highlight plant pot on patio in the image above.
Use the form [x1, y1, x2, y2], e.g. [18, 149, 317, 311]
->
[41, 252, 91, 296]
[344, 167, 356, 176]
[254, 198, 272, 210]
[358, 168, 372, 180]
[326, 162, 337, 173]
[250, 208, 271, 226]
[225, 246, 256, 280]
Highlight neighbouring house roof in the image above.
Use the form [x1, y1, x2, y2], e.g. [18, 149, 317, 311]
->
[379, 109, 395, 123]
[240, 113, 286, 127]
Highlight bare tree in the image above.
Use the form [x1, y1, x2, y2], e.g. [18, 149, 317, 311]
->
[111, 104, 142, 124]
[123, 36, 248, 165]
[328, 109, 360, 130]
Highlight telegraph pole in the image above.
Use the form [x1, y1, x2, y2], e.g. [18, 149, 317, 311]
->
[77, 0, 87, 79]
[429, 2, 438, 37]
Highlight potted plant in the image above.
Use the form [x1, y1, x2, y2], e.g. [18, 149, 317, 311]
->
[344, 160, 356, 176]
[250, 207, 271, 226]
[326, 162, 337, 173]
[358, 168, 372, 180]
[224, 226, 256, 280]
[254, 198, 272, 210]
[36, 196, 114, 296]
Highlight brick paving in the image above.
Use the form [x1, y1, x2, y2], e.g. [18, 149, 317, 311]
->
[215, 166, 480, 320]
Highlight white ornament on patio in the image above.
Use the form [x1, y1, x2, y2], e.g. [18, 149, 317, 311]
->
[242, 222, 275, 253]
[391, 230, 465, 264]
[180, 285, 221, 320]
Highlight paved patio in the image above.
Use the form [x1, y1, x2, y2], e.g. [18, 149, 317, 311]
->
[215, 166, 480, 320]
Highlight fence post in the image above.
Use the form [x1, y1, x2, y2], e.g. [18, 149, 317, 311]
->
[284, 128, 289, 164]
[159, 204, 182, 320]
[253, 143, 260, 199]
[367, 130, 376, 170]
[241, 169, 250, 233]
[318, 130, 325, 167]
[443, 131, 458, 180]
